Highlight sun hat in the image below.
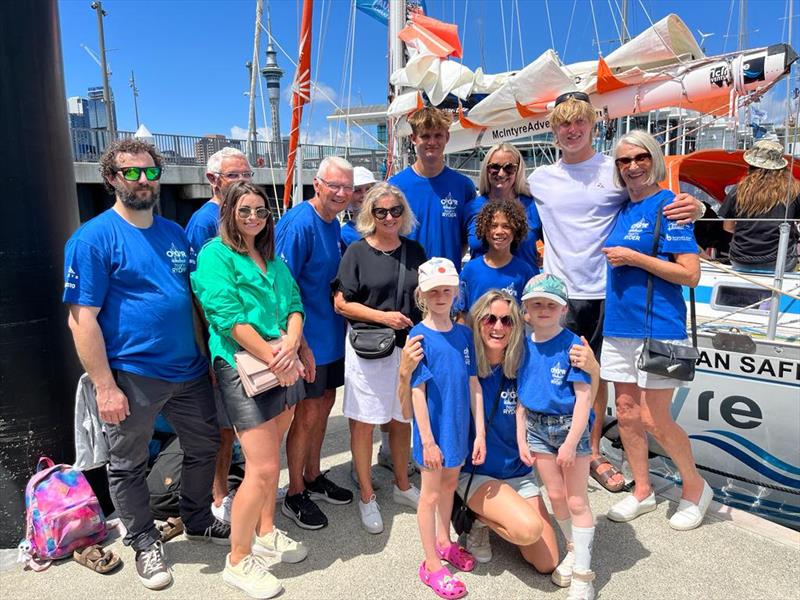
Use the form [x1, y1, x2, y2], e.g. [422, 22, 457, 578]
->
[743, 140, 788, 170]
[353, 166, 378, 187]
[417, 257, 459, 292]
[521, 273, 568, 305]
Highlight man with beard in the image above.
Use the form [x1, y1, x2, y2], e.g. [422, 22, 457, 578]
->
[63, 139, 229, 591]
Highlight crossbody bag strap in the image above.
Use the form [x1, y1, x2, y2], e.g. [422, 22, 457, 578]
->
[643, 201, 665, 337]
[395, 241, 407, 311]
[463, 375, 507, 499]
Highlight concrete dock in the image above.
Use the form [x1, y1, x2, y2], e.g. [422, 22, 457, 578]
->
[2, 399, 798, 599]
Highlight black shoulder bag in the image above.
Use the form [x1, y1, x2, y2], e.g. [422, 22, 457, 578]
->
[348, 242, 407, 360]
[636, 206, 700, 382]
[451, 375, 508, 536]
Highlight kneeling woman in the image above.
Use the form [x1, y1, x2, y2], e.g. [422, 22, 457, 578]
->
[192, 182, 309, 599]
[399, 290, 599, 578]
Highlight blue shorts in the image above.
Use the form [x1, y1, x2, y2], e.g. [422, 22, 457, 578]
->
[526, 412, 591, 456]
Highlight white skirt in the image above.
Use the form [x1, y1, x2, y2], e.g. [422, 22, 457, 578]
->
[343, 327, 411, 424]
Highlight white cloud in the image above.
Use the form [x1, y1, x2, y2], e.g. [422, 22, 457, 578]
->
[229, 125, 273, 140]
[283, 80, 339, 107]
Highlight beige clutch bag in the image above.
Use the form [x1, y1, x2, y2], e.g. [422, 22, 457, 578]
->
[234, 338, 301, 397]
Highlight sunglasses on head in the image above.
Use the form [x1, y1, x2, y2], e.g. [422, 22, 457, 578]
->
[372, 205, 405, 220]
[554, 91, 591, 106]
[487, 162, 518, 175]
[614, 152, 652, 167]
[481, 314, 513, 328]
[237, 206, 270, 219]
[116, 166, 162, 181]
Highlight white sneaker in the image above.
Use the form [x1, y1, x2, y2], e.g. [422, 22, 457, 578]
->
[606, 492, 657, 523]
[253, 528, 308, 563]
[223, 554, 282, 599]
[392, 484, 420, 509]
[275, 485, 288, 503]
[669, 481, 713, 531]
[550, 545, 574, 587]
[465, 521, 492, 563]
[211, 492, 235, 524]
[566, 569, 595, 600]
[358, 494, 384, 534]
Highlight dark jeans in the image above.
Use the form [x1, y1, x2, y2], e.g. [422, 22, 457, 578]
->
[106, 370, 220, 551]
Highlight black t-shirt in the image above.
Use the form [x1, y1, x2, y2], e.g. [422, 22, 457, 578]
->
[718, 188, 800, 264]
[333, 237, 427, 346]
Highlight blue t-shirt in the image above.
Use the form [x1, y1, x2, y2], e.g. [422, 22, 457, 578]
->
[409, 322, 476, 468]
[458, 255, 535, 312]
[184, 200, 220, 251]
[275, 201, 345, 365]
[467, 194, 542, 272]
[465, 367, 531, 479]
[518, 328, 592, 424]
[63, 209, 208, 382]
[340, 219, 361, 250]
[603, 189, 699, 339]
[389, 166, 476, 270]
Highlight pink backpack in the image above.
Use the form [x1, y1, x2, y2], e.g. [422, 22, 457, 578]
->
[20, 457, 107, 570]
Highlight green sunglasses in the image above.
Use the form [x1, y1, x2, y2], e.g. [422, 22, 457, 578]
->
[116, 166, 163, 181]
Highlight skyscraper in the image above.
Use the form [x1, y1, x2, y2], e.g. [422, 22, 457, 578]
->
[86, 86, 116, 130]
[260, 15, 284, 163]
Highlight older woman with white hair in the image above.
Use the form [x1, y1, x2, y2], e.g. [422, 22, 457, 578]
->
[333, 183, 427, 534]
[467, 142, 542, 271]
[601, 130, 711, 531]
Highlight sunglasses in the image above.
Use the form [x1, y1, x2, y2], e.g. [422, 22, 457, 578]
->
[372, 205, 405, 220]
[116, 166, 162, 181]
[237, 206, 270, 219]
[614, 152, 652, 167]
[554, 91, 591, 106]
[487, 162, 518, 175]
[481, 314, 514, 328]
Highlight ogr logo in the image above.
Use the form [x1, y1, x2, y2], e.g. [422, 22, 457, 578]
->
[167, 243, 188, 274]
[440, 194, 459, 218]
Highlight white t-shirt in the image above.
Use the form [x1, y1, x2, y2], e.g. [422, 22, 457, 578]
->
[528, 153, 627, 300]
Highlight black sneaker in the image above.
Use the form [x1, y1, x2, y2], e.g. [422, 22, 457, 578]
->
[135, 541, 172, 590]
[305, 471, 354, 505]
[281, 490, 328, 530]
[185, 516, 231, 546]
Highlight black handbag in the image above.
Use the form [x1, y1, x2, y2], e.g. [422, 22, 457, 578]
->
[348, 242, 407, 360]
[636, 202, 700, 382]
[451, 375, 507, 536]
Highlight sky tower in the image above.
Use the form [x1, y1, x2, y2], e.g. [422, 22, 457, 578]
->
[261, 10, 284, 163]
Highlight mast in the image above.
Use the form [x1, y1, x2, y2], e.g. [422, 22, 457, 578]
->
[388, 0, 407, 175]
[129, 70, 140, 129]
[247, 0, 264, 165]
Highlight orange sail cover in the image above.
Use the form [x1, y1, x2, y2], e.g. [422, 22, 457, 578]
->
[398, 13, 463, 59]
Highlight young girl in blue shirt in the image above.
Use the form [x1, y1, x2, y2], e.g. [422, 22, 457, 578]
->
[404, 257, 486, 600]
[516, 273, 596, 600]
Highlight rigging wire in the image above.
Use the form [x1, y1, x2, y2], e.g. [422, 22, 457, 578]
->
[606, 0, 622, 44]
[344, 0, 358, 148]
[305, 0, 330, 146]
[562, 0, 578, 62]
[253, 42, 282, 216]
[499, 0, 510, 71]
[723, 0, 736, 53]
[636, 0, 686, 63]
[514, 0, 525, 65]
[589, 0, 603, 56]
[544, 0, 556, 53]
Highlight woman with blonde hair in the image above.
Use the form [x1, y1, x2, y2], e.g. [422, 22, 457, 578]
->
[719, 140, 800, 271]
[467, 143, 542, 271]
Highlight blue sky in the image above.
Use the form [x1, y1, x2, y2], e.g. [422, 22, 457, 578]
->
[58, 0, 796, 146]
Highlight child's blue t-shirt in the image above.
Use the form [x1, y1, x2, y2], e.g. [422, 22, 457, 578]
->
[457, 255, 535, 312]
[409, 322, 476, 468]
[518, 328, 592, 424]
[63, 209, 208, 382]
[340, 219, 361, 250]
[603, 189, 699, 339]
[466, 194, 543, 272]
[389, 166, 476, 270]
[184, 200, 220, 252]
[465, 367, 531, 479]
[275, 201, 345, 365]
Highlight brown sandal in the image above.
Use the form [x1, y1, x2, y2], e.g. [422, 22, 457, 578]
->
[73, 544, 122, 574]
[589, 457, 626, 493]
[158, 516, 184, 543]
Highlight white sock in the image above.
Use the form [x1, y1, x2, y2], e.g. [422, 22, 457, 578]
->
[556, 518, 573, 544]
[380, 431, 390, 450]
[572, 525, 595, 572]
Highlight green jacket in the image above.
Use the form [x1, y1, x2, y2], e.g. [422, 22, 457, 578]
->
[191, 237, 304, 368]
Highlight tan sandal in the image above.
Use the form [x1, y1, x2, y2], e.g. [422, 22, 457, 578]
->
[157, 516, 184, 543]
[73, 544, 122, 574]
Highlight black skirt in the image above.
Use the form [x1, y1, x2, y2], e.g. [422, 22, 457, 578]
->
[214, 358, 304, 431]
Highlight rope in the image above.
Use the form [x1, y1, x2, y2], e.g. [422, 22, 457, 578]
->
[589, 0, 602, 56]
[698, 257, 800, 301]
[514, 0, 524, 66]
[562, 0, 578, 62]
[499, 0, 510, 71]
[544, 0, 556, 55]
[606, 0, 622, 44]
[723, 0, 736, 53]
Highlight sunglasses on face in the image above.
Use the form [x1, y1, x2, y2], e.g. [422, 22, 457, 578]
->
[116, 166, 162, 181]
[554, 91, 591, 106]
[481, 314, 513, 328]
[237, 206, 270, 219]
[487, 162, 518, 175]
[372, 205, 405, 220]
[614, 152, 652, 167]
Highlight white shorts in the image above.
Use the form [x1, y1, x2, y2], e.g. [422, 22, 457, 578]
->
[343, 328, 411, 425]
[600, 336, 690, 390]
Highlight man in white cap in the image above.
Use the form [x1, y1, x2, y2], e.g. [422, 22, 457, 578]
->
[341, 166, 377, 249]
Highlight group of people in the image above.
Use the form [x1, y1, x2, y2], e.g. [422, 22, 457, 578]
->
[64, 95, 724, 600]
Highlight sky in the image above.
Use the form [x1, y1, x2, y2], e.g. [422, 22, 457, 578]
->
[58, 0, 797, 147]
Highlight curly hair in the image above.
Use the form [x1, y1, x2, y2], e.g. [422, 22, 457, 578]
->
[475, 198, 529, 251]
[219, 181, 274, 260]
[734, 167, 800, 217]
[99, 138, 163, 193]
